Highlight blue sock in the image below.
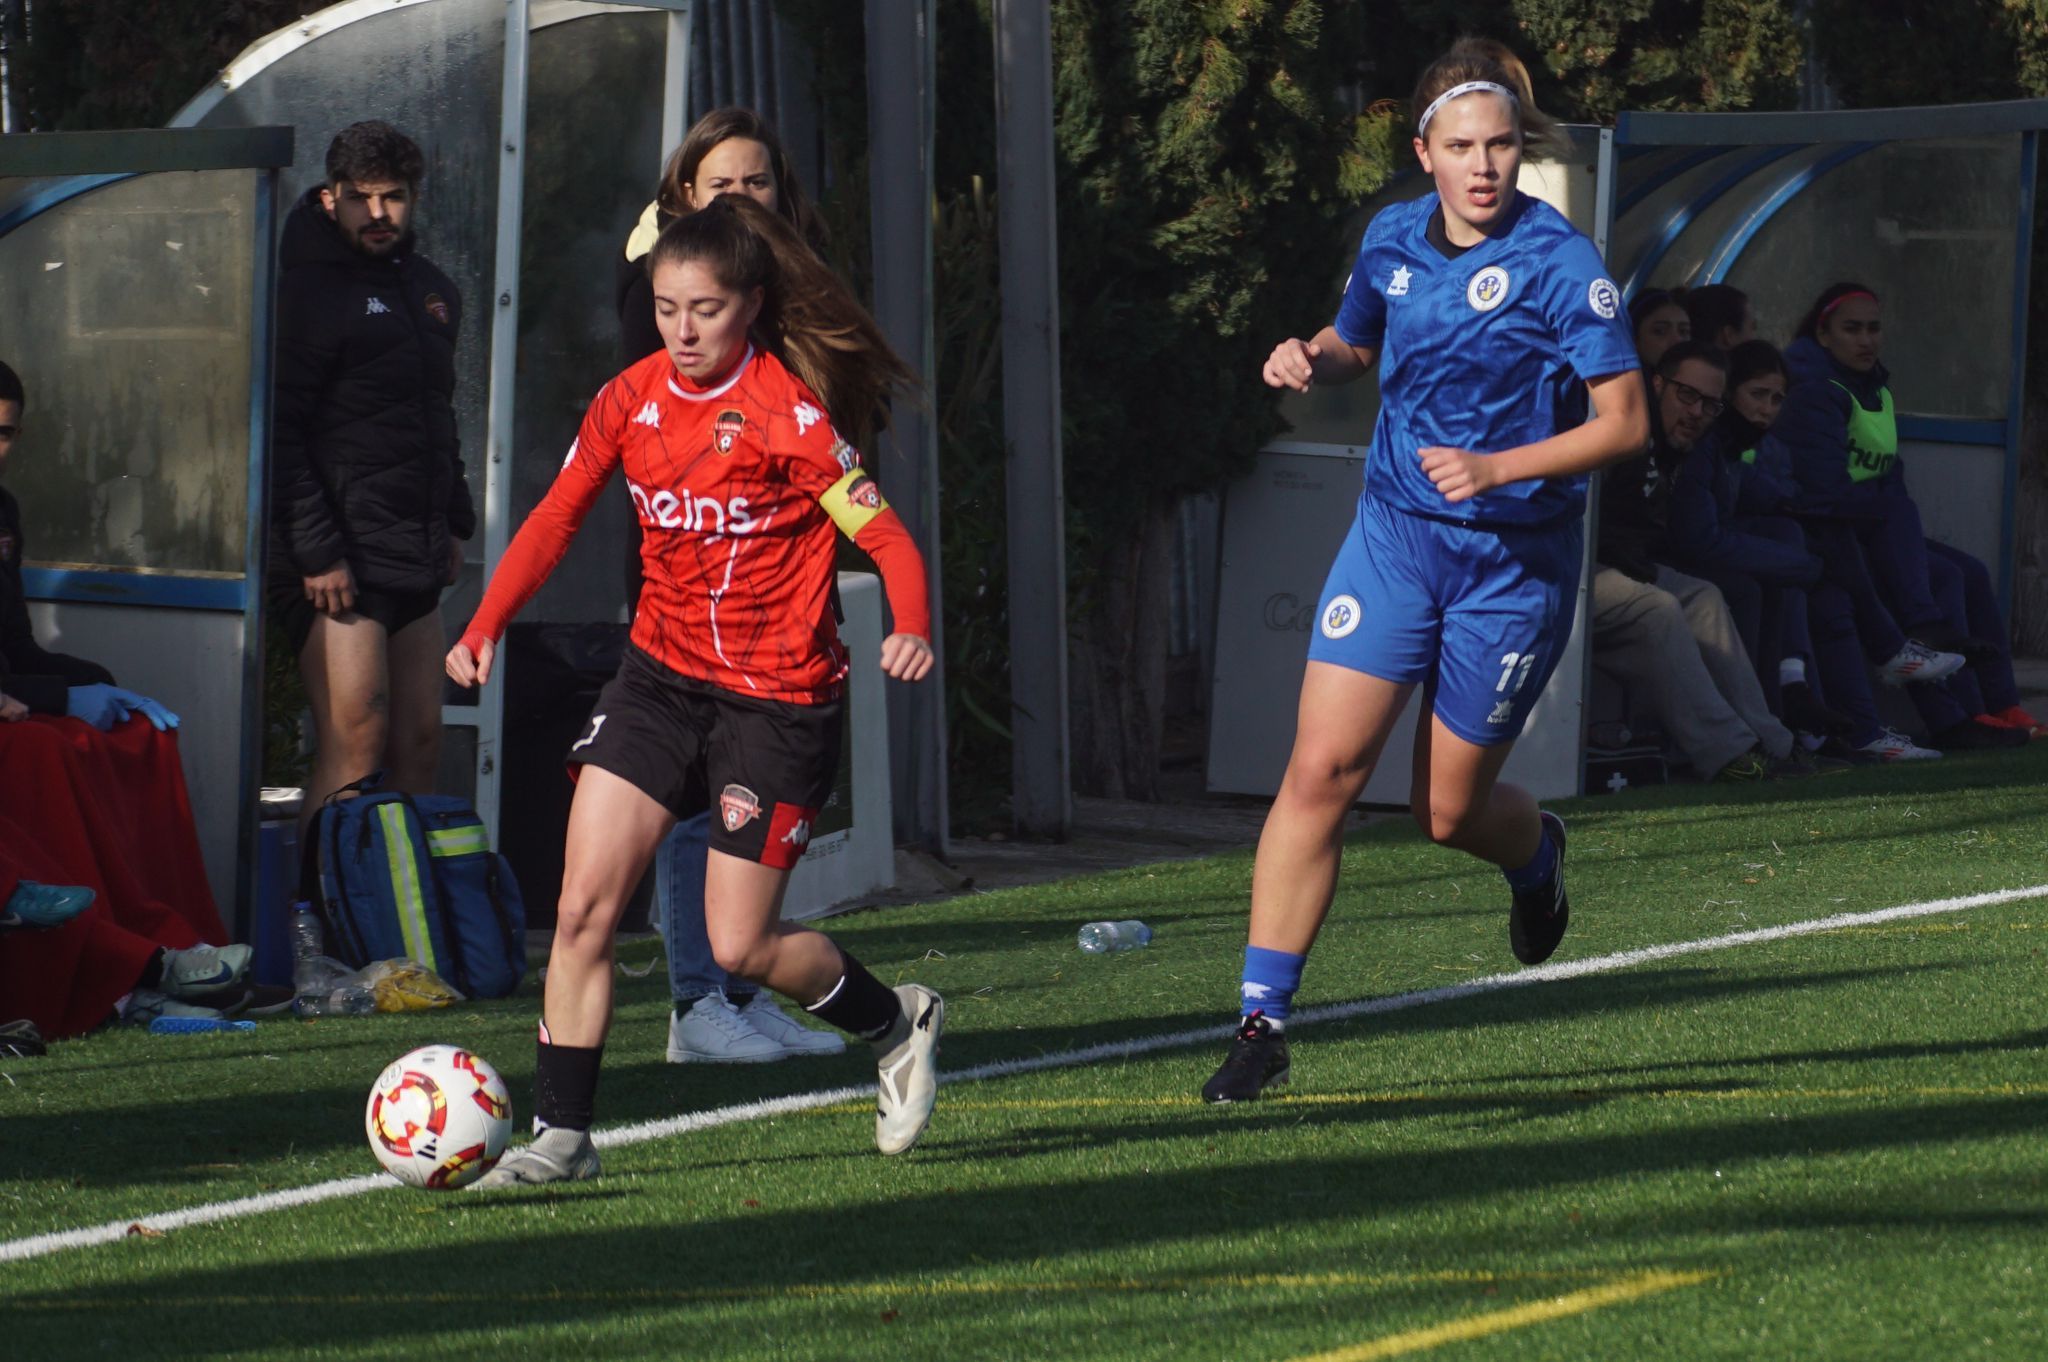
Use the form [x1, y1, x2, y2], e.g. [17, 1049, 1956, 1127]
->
[1501, 822, 1559, 891]
[1240, 946, 1306, 1027]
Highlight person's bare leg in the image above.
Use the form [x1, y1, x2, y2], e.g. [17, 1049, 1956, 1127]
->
[381, 605, 447, 796]
[702, 851, 843, 1002]
[542, 767, 674, 1047]
[297, 612, 391, 838]
[1245, 662, 1413, 956]
[1408, 711, 1537, 868]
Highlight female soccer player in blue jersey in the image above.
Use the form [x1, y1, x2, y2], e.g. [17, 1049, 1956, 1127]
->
[1202, 39, 1649, 1103]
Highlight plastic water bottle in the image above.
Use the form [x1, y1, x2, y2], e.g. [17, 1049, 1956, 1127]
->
[294, 984, 376, 1018]
[288, 903, 326, 993]
[1077, 920, 1153, 953]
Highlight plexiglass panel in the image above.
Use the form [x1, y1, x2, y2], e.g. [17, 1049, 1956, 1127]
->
[515, 8, 669, 625]
[1722, 136, 2021, 418]
[0, 170, 257, 574]
[177, 0, 509, 590]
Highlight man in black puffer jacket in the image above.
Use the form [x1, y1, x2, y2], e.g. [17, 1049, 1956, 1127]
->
[271, 121, 473, 829]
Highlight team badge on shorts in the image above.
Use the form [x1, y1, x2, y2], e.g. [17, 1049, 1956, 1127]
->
[713, 408, 746, 454]
[1320, 594, 1362, 640]
[847, 475, 882, 510]
[1467, 266, 1510, 312]
[720, 783, 762, 831]
[1587, 278, 1621, 320]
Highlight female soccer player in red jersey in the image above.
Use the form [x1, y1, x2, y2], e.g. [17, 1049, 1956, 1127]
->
[447, 196, 940, 1185]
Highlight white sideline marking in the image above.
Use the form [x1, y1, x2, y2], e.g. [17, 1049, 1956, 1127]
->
[6, 881, 2045, 1265]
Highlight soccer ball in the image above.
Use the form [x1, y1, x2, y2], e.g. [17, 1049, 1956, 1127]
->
[364, 1044, 514, 1190]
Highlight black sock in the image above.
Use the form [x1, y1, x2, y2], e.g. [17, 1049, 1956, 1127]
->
[804, 949, 903, 1041]
[138, 949, 165, 990]
[533, 1027, 603, 1132]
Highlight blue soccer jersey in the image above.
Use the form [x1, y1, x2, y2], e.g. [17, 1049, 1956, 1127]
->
[1333, 193, 1639, 527]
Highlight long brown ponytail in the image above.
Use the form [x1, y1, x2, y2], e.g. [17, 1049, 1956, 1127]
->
[650, 195, 917, 448]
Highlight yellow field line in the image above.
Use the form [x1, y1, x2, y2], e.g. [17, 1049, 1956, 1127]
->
[1282, 1269, 1720, 1362]
[2, 1267, 1614, 1312]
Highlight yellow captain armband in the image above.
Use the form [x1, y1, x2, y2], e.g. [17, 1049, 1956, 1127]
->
[820, 468, 890, 537]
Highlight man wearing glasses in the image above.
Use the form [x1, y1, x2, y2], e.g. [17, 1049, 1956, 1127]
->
[1589, 340, 1806, 782]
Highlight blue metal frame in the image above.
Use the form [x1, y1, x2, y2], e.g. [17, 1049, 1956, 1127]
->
[1621, 146, 1800, 296]
[0, 172, 134, 237]
[1700, 142, 1880, 283]
[1896, 416, 2007, 448]
[18, 568, 246, 611]
[1619, 99, 2048, 147]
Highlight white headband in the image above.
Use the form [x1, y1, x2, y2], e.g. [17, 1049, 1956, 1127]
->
[1417, 80, 1518, 138]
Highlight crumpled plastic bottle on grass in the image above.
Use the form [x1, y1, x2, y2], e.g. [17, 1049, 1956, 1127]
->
[293, 956, 465, 1015]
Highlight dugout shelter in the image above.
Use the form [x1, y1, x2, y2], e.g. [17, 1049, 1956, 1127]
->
[1209, 100, 2047, 801]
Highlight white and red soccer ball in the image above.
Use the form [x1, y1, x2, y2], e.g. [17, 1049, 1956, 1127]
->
[365, 1045, 514, 1190]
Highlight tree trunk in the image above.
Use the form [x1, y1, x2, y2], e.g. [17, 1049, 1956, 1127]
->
[1067, 502, 1175, 799]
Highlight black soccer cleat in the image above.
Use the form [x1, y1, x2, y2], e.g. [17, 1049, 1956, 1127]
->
[1201, 1012, 1291, 1103]
[1508, 811, 1569, 966]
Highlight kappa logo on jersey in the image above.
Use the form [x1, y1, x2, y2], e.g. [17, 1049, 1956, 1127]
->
[829, 437, 860, 473]
[632, 401, 662, 430]
[1587, 278, 1621, 320]
[720, 783, 762, 832]
[627, 478, 758, 535]
[1320, 594, 1362, 640]
[1488, 698, 1516, 726]
[792, 401, 823, 434]
[846, 475, 882, 510]
[1386, 265, 1413, 297]
[364, 296, 392, 316]
[424, 293, 451, 325]
[713, 408, 746, 454]
[1467, 266, 1511, 313]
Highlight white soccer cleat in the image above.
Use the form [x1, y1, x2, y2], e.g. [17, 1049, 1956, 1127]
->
[666, 993, 787, 1063]
[873, 984, 943, 1155]
[1856, 727, 1942, 762]
[1877, 641, 1964, 687]
[471, 1126, 601, 1189]
[738, 996, 847, 1057]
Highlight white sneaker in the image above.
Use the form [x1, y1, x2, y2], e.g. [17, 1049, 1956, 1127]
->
[1877, 641, 1965, 686]
[472, 1126, 600, 1189]
[1857, 727, 1943, 761]
[665, 993, 787, 1063]
[738, 996, 847, 1056]
[874, 984, 943, 1155]
[160, 944, 253, 998]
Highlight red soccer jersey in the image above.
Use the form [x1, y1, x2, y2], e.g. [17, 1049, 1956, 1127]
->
[466, 345, 928, 704]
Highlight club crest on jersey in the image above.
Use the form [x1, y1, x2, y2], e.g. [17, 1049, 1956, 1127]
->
[1467, 266, 1510, 312]
[713, 408, 746, 454]
[1386, 265, 1412, 297]
[720, 783, 762, 832]
[1320, 594, 1362, 640]
[1587, 278, 1621, 320]
[847, 475, 882, 510]
[424, 293, 451, 325]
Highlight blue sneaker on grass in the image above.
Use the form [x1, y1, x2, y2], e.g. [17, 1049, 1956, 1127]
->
[0, 882, 95, 930]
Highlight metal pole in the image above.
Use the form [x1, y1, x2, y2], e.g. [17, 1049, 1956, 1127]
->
[472, 0, 532, 843]
[661, 3, 695, 163]
[992, 0, 1070, 837]
[864, 0, 948, 852]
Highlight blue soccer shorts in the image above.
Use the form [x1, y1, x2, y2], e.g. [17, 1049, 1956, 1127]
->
[1306, 493, 1583, 746]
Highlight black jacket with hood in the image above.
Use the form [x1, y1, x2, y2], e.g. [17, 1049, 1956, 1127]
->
[270, 186, 474, 595]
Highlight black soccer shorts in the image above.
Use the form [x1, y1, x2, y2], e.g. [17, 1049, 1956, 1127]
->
[566, 645, 842, 870]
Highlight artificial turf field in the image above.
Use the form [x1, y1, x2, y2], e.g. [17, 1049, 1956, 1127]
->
[4, 744, 2046, 1360]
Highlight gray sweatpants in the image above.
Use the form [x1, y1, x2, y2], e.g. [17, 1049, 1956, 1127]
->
[1591, 565, 1794, 776]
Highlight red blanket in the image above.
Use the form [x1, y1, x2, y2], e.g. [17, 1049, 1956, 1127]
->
[0, 715, 227, 1037]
